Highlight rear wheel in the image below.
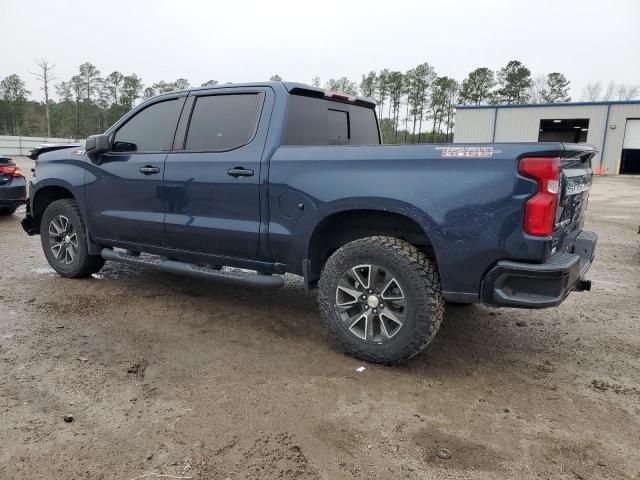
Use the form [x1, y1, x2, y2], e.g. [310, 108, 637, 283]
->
[40, 199, 105, 278]
[318, 236, 445, 364]
[0, 206, 17, 216]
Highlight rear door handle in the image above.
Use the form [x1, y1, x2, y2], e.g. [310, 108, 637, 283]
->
[140, 165, 160, 175]
[226, 167, 254, 178]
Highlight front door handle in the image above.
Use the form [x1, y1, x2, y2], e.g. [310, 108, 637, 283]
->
[227, 167, 254, 178]
[140, 165, 160, 175]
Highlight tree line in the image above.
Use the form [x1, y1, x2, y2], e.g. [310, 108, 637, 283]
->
[1, 59, 638, 144]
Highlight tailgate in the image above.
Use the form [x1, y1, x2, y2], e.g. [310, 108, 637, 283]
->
[552, 145, 595, 252]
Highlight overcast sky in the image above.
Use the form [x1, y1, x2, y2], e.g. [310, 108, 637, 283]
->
[2, 0, 639, 102]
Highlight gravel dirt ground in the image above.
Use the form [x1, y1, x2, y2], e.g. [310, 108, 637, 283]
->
[0, 156, 639, 480]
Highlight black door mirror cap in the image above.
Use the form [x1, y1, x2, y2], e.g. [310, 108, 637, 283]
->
[85, 134, 110, 161]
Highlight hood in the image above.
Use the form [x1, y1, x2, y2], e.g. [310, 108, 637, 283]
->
[29, 144, 84, 160]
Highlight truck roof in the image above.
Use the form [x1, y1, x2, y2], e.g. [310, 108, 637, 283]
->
[174, 81, 377, 109]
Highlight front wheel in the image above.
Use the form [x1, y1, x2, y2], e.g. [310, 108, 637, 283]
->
[318, 236, 445, 364]
[40, 199, 105, 278]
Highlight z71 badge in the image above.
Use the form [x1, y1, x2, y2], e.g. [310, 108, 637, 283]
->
[436, 146, 501, 157]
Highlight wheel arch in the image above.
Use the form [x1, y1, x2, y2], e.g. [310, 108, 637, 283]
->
[31, 185, 76, 235]
[306, 208, 438, 284]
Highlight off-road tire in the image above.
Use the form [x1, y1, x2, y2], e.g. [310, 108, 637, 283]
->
[318, 236, 445, 364]
[0, 206, 17, 216]
[40, 199, 105, 278]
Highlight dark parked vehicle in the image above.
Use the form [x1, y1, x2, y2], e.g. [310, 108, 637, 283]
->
[0, 156, 27, 215]
[22, 82, 597, 363]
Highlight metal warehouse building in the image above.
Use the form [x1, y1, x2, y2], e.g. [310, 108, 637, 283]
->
[454, 100, 640, 175]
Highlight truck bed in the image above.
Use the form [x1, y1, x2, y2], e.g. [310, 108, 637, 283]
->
[268, 142, 595, 301]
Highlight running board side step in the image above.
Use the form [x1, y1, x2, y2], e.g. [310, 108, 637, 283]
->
[101, 248, 285, 288]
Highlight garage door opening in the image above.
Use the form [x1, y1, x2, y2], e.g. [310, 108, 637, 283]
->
[620, 150, 640, 174]
[620, 119, 640, 174]
[538, 119, 589, 143]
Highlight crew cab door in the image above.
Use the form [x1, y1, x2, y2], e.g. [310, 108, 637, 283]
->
[85, 95, 185, 246]
[163, 88, 271, 260]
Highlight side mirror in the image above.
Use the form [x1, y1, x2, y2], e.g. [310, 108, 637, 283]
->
[85, 134, 110, 160]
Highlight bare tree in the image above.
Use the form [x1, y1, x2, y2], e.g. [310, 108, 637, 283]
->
[602, 81, 616, 101]
[616, 84, 639, 100]
[30, 58, 56, 137]
[606, 82, 639, 101]
[584, 81, 640, 101]
[528, 74, 546, 104]
[581, 82, 602, 101]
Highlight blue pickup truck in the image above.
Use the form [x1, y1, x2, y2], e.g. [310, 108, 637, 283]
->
[22, 81, 597, 363]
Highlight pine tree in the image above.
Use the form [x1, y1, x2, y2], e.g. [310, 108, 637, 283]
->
[459, 67, 496, 105]
[495, 60, 532, 104]
[542, 73, 571, 103]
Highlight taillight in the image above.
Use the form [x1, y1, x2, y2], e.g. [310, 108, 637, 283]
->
[0, 164, 22, 176]
[518, 157, 561, 236]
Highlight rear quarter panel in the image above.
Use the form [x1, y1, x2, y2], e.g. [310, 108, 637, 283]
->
[268, 143, 567, 297]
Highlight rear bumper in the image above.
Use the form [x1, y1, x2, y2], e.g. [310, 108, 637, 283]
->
[481, 230, 597, 308]
[0, 179, 27, 206]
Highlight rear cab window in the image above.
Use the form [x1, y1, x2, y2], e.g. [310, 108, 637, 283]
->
[183, 93, 262, 151]
[284, 94, 380, 146]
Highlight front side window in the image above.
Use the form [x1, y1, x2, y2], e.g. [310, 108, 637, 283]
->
[112, 99, 182, 152]
[185, 94, 261, 151]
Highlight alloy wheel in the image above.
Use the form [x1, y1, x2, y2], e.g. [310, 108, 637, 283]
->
[335, 264, 407, 343]
[48, 215, 79, 265]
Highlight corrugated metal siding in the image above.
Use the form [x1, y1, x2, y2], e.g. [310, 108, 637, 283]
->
[493, 105, 606, 141]
[494, 105, 608, 167]
[602, 104, 640, 173]
[453, 103, 640, 174]
[453, 108, 495, 143]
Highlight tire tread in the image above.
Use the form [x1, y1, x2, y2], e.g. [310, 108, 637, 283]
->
[41, 199, 104, 278]
[318, 236, 445, 364]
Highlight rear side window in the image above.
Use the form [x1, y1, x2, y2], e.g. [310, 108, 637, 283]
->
[185, 94, 261, 151]
[284, 95, 380, 146]
[113, 99, 182, 152]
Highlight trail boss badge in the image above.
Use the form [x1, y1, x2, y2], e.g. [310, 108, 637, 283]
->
[436, 146, 501, 157]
